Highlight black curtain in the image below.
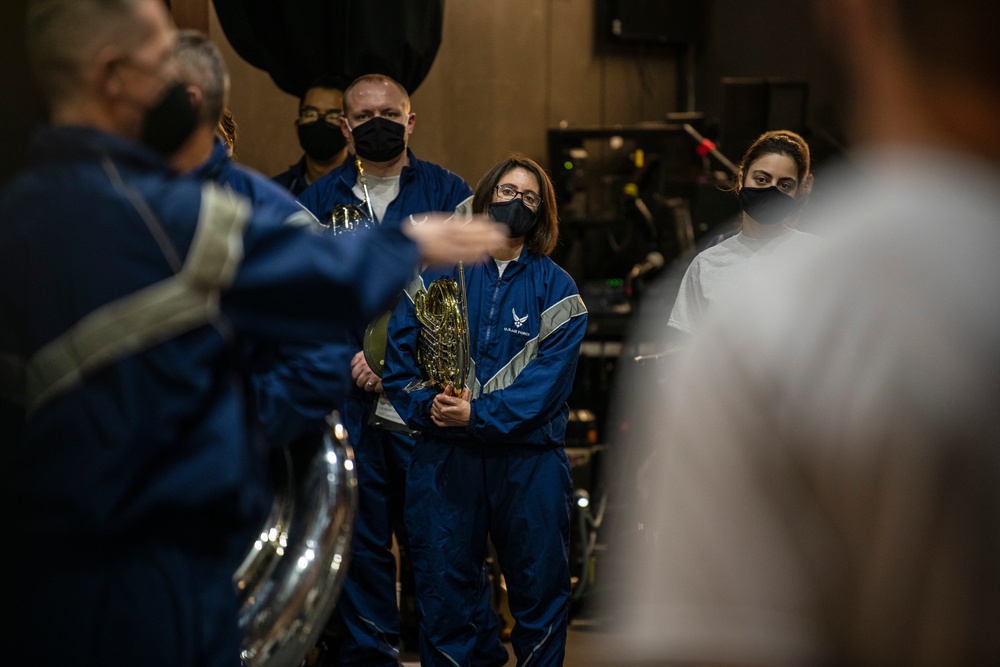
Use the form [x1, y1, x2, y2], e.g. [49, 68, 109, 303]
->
[211, 0, 444, 97]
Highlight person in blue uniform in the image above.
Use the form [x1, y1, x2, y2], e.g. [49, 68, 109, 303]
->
[297, 72, 481, 666]
[383, 154, 589, 667]
[170, 30, 355, 444]
[0, 4, 502, 665]
[272, 75, 349, 197]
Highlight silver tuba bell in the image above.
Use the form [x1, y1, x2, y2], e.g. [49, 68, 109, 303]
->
[236, 412, 357, 667]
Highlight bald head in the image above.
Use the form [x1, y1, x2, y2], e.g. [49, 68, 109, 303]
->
[26, 0, 168, 107]
[343, 73, 410, 117]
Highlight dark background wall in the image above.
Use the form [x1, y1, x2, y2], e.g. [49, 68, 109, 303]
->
[1, 0, 43, 189]
[2, 1, 847, 191]
[695, 0, 848, 170]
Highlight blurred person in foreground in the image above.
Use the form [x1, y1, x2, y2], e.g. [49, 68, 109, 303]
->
[604, 0, 1000, 665]
[169, 29, 358, 447]
[0, 1, 502, 665]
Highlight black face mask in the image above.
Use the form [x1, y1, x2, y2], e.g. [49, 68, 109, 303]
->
[298, 120, 347, 161]
[142, 82, 199, 156]
[489, 199, 538, 238]
[350, 116, 406, 162]
[738, 186, 799, 225]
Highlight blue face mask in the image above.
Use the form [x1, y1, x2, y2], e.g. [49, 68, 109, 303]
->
[738, 186, 799, 225]
[488, 199, 538, 238]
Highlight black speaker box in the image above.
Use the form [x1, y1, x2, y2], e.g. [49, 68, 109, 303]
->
[596, 0, 710, 51]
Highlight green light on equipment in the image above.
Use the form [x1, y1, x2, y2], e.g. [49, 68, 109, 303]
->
[563, 161, 573, 170]
[606, 278, 623, 288]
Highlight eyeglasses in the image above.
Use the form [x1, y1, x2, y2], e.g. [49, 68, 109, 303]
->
[495, 184, 542, 209]
[299, 107, 343, 124]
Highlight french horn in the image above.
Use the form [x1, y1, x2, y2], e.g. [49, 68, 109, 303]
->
[407, 263, 472, 394]
[326, 158, 375, 235]
[236, 412, 357, 667]
[317, 158, 391, 379]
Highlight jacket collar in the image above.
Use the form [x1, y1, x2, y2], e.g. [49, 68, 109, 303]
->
[485, 244, 535, 278]
[189, 137, 231, 183]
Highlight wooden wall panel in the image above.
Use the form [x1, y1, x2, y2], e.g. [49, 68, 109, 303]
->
[207, 6, 300, 178]
[601, 53, 677, 126]
[412, 0, 551, 185]
[548, 0, 604, 129]
[209, 0, 680, 187]
[168, 0, 209, 33]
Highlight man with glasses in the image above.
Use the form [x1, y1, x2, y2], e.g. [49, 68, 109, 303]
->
[0, 3, 503, 664]
[273, 75, 349, 196]
[296, 73, 480, 666]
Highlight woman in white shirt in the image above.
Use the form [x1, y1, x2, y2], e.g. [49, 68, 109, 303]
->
[668, 130, 821, 335]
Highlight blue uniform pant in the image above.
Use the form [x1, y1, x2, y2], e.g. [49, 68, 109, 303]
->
[329, 419, 413, 666]
[407, 440, 573, 667]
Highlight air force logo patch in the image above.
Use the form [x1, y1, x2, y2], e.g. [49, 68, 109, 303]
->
[504, 307, 530, 337]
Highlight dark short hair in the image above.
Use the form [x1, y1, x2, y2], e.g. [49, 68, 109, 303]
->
[299, 74, 342, 109]
[472, 154, 559, 257]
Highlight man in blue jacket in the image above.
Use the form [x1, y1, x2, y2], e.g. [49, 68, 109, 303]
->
[0, 4, 501, 665]
[171, 29, 355, 445]
[297, 73, 485, 666]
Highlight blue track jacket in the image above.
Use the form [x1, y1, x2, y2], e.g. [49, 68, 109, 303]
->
[191, 138, 356, 447]
[297, 148, 472, 230]
[0, 126, 424, 666]
[272, 155, 311, 197]
[296, 149, 472, 438]
[383, 248, 588, 447]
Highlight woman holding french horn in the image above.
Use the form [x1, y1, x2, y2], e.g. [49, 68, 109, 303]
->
[382, 154, 588, 667]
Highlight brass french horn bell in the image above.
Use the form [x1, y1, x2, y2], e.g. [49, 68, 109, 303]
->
[408, 264, 472, 394]
[327, 158, 375, 234]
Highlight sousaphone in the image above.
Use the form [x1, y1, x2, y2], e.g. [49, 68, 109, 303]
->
[236, 412, 356, 666]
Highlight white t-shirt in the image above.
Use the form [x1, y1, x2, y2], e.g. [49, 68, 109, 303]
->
[353, 172, 400, 224]
[608, 148, 1000, 666]
[668, 228, 823, 334]
[495, 258, 514, 278]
